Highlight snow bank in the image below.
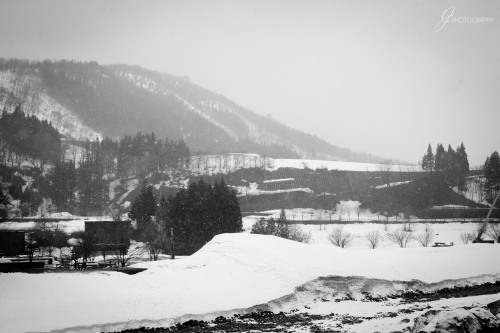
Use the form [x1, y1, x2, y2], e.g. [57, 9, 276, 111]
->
[263, 178, 294, 183]
[432, 204, 470, 209]
[0, 233, 499, 333]
[374, 180, 412, 189]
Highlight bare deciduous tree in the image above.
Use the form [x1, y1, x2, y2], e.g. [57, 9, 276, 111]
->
[416, 228, 435, 247]
[377, 160, 393, 189]
[346, 205, 352, 221]
[71, 229, 98, 263]
[337, 203, 345, 221]
[288, 225, 312, 243]
[487, 223, 500, 242]
[328, 226, 354, 248]
[143, 221, 168, 261]
[112, 243, 142, 268]
[386, 229, 415, 248]
[365, 230, 382, 249]
[327, 208, 335, 221]
[459, 231, 476, 244]
[355, 206, 361, 221]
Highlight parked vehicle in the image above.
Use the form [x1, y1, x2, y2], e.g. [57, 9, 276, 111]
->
[85, 261, 99, 269]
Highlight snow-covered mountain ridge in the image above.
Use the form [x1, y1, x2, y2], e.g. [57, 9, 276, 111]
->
[0, 59, 386, 162]
[117, 69, 309, 157]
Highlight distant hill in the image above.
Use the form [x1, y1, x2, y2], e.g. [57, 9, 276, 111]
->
[0, 59, 385, 162]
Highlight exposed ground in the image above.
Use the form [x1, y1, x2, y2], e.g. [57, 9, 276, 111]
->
[112, 281, 500, 333]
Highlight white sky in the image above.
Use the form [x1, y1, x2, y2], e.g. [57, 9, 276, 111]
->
[0, 0, 499, 165]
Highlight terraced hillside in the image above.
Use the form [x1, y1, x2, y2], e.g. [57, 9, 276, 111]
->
[120, 165, 484, 217]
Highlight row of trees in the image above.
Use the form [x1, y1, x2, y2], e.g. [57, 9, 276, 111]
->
[328, 225, 435, 249]
[421, 143, 469, 190]
[98, 132, 190, 178]
[49, 134, 189, 215]
[129, 179, 243, 256]
[421, 144, 500, 207]
[1, 106, 191, 216]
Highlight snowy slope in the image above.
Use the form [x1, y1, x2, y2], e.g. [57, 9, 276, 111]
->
[0, 70, 102, 141]
[270, 158, 421, 172]
[1, 233, 499, 333]
[117, 70, 309, 157]
[453, 175, 490, 206]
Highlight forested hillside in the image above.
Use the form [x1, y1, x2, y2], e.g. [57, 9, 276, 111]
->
[0, 59, 383, 162]
[0, 106, 190, 216]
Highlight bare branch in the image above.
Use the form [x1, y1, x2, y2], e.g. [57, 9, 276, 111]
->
[365, 230, 381, 249]
[416, 228, 435, 247]
[328, 226, 353, 248]
[386, 229, 415, 248]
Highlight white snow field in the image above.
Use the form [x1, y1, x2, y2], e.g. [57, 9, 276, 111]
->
[0, 233, 499, 333]
[188, 153, 421, 175]
[269, 158, 421, 172]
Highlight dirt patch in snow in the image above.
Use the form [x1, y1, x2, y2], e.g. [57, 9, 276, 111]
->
[111, 278, 500, 333]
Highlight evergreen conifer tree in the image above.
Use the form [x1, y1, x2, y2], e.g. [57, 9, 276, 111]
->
[455, 143, 469, 191]
[484, 151, 500, 205]
[0, 184, 13, 222]
[434, 144, 447, 172]
[422, 144, 434, 171]
[128, 183, 157, 236]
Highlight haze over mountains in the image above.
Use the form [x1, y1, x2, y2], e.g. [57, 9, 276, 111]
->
[0, 59, 386, 163]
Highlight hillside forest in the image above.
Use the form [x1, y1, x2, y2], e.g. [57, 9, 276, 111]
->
[0, 104, 499, 224]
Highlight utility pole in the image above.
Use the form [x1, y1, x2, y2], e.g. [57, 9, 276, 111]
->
[171, 227, 175, 259]
[475, 191, 500, 242]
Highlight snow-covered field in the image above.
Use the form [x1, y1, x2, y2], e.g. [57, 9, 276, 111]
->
[269, 158, 421, 172]
[243, 214, 496, 248]
[188, 153, 421, 175]
[0, 233, 499, 333]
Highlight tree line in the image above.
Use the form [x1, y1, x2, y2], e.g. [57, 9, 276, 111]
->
[422, 143, 500, 207]
[47, 134, 189, 215]
[421, 143, 469, 190]
[0, 106, 190, 216]
[128, 178, 243, 256]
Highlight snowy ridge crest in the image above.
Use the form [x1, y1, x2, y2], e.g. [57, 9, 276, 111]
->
[117, 70, 311, 157]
